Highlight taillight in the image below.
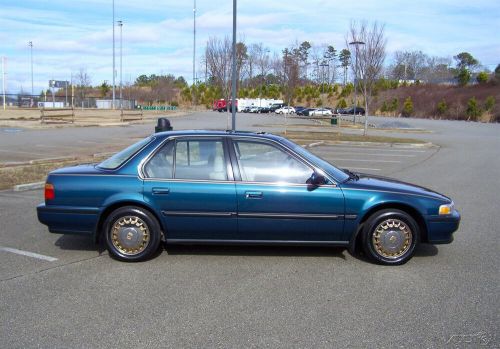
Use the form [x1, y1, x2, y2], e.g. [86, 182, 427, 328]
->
[45, 183, 55, 200]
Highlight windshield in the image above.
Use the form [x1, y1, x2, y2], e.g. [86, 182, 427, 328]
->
[278, 137, 350, 183]
[98, 136, 153, 170]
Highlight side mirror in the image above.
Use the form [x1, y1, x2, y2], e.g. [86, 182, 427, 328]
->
[307, 172, 326, 187]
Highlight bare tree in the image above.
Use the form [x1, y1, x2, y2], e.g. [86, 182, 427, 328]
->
[75, 68, 92, 104]
[205, 36, 233, 100]
[348, 21, 386, 135]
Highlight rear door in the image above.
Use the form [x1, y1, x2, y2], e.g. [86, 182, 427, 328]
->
[142, 136, 237, 241]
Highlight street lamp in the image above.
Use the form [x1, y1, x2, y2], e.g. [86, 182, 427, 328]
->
[117, 20, 123, 110]
[319, 62, 329, 108]
[112, 0, 116, 109]
[193, 0, 196, 87]
[28, 41, 33, 96]
[230, 0, 237, 131]
[349, 40, 365, 125]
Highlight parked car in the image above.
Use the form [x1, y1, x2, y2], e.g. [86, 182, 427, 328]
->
[342, 106, 365, 115]
[294, 106, 306, 113]
[258, 106, 271, 113]
[297, 108, 315, 116]
[247, 106, 260, 113]
[242, 106, 252, 113]
[275, 106, 296, 114]
[309, 108, 333, 116]
[269, 103, 285, 113]
[38, 128, 460, 265]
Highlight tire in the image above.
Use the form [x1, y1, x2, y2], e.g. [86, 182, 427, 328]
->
[103, 206, 162, 262]
[362, 209, 419, 265]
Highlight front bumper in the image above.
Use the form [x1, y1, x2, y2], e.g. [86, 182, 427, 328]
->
[425, 209, 461, 244]
[37, 204, 99, 235]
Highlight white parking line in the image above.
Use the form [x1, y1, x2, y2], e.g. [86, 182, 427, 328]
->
[333, 151, 416, 157]
[0, 246, 58, 262]
[329, 146, 427, 153]
[345, 167, 381, 171]
[331, 158, 401, 163]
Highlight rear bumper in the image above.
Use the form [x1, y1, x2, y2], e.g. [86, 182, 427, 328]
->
[37, 204, 99, 236]
[425, 209, 461, 244]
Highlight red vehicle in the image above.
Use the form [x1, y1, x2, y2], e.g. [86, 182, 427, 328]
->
[212, 99, 238, 112]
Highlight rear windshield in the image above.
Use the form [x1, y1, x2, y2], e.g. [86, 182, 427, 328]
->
[98, 136, 153, 170]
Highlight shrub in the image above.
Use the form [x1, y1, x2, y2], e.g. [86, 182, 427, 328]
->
[401, 97, 414, 117]
[339, 83, 353, 98]
[476, 71, 489, 84]
[380, 101, 388, 112]
[170, 100, 179, 107]
[436, 99, 448, 115]
[336, 98, 347, 108]
[457, 68, 471, 86]
[484, 96, 495, 111]
[390, 98, 399, 112]
[466, 97, 481, 121]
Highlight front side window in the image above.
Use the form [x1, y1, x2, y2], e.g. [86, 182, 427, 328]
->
[233, 140, 312, 184]
[143, 141, 174, 178]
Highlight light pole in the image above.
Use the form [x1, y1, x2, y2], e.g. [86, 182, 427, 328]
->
[193, 0, 196, 87]
[117, 20, 123, 110]
[112, 0, 116, 109]
[2, 57, 6, 110]
[319, 62, 329, 109]
[230, 0, 237, 131]
[349, 40, 364, 125]
[28, 41, 33, 96]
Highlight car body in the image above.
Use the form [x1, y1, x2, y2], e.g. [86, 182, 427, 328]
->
[342, 106, 365, 115]
[275, 106, 296, 114]
[297, 108, 315, 116]
[309, 108, 333, 116]
[37, 130, 460, 265]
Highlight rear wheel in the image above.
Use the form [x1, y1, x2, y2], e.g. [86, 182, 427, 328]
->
[362, 209, 419, 265]
[103, 206, 162, 262]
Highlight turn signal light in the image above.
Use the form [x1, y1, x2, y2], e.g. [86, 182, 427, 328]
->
[45, 183, 55, 200]
[438, 204, 452, 215]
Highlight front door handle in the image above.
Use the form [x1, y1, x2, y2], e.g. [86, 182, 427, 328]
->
[245, 191, 263, 199]
[152, 187, 170, 195]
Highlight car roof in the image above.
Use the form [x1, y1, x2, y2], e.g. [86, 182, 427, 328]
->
[153, 129, 285, 142]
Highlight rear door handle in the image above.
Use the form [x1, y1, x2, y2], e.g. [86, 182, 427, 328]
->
[245, 191, 263, 199]
[152, 187, 170, 195]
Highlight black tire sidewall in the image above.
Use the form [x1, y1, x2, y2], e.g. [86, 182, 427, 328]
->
[363, 209, 419, 265]
[103, 206, 162, 262]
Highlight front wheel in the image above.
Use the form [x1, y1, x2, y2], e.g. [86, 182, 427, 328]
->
[103, 206, 162, 262]
[362, 209, 419, 265]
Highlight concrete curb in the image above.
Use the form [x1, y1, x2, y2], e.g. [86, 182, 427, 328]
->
[319, 140, 435, 148]
[13, 181, 45, 192]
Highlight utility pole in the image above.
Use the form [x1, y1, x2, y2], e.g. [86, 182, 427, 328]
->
[112, 0, 116, 109]
[320, 62, 329, 108]
[118, 20, 123, 110]
[28, 41, 33, 96]
[193, 0, 196, 87]
[2, 57, 6, 110]
[230, 0, 237, 131]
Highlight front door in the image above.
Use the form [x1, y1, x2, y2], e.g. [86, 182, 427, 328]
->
[230, 138, 346, 242]
[142, 137, 237, 241]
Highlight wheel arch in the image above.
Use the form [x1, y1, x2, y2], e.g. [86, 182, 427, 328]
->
[94, 200, 164, 243]
[349, 202, 428, 253]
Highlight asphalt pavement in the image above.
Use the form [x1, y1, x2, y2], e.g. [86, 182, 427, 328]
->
[0, 112, 498, 348]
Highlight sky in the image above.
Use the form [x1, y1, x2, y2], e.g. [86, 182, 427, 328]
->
[1, 0, 499, 94]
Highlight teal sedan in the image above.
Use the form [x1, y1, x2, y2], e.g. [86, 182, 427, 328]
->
[37, 130, 460, 265]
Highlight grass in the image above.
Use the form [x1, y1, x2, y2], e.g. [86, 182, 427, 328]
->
[0, 157, 107, 190]
[279, 130, 426, 144]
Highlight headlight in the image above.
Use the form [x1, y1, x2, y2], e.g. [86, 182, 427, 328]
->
[439, 202, 454, 215]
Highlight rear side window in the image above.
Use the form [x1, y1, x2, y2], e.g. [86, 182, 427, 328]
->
[144, 139, 227, 181]
[98, 136, 152, 170]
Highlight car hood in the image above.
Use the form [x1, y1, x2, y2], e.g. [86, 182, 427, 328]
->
[340, 173, 451, 202]
[50, 164, 103, 175]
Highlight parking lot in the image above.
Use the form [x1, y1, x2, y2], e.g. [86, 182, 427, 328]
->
[0, 113, 498, 348]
